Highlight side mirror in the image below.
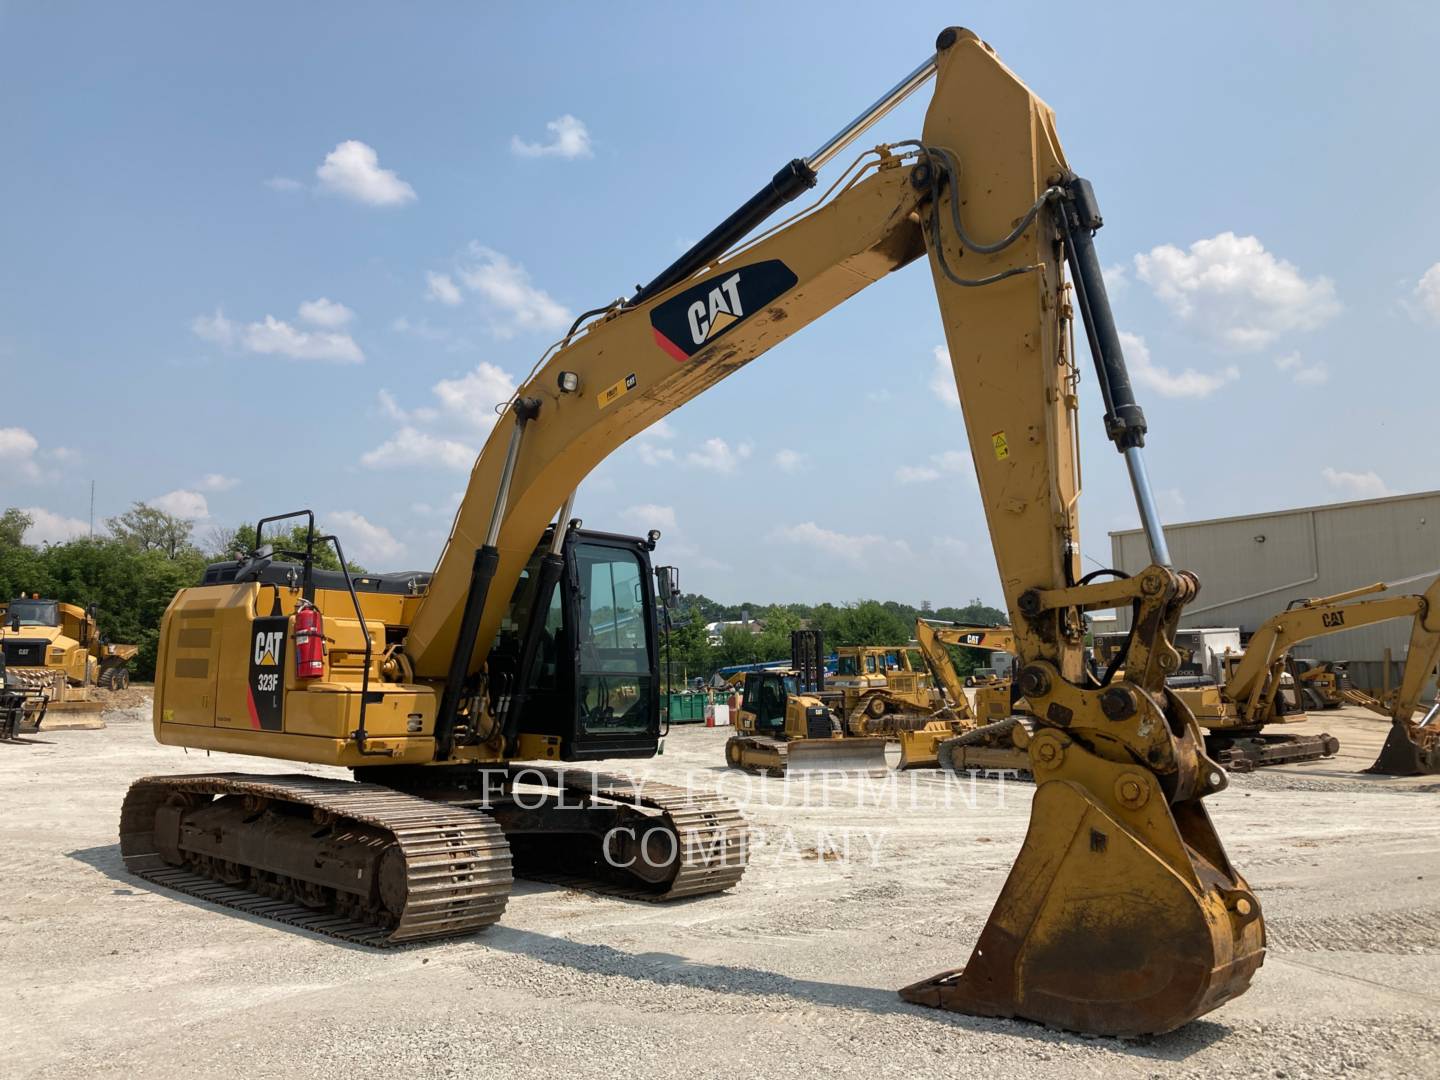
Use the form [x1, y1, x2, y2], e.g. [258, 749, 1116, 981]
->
[9, 613, 18, 633]
[655, 565, 681, 607]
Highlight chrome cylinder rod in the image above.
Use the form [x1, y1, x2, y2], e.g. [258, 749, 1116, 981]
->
[1124, 446, 1172, 567]
[484, 401, 537, 547]
[547, 491, 577, 556]
[805, 54, 938, 172]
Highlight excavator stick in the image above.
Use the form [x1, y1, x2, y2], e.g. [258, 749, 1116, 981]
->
[892, 29, 1265, 1034]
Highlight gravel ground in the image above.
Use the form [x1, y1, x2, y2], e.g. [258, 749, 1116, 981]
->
[3, 700, 1438, 1079]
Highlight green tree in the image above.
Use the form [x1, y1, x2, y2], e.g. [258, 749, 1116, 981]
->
[107, 502, 194, 558]
[0, 508, 32, 547]
[752, 606, 802, 661]
[713, 625, 763, 668]
[832, 599, 910, 646]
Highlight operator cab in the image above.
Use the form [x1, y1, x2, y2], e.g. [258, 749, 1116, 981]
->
[741, 670, 799, 735]
[6, 598, 59, 628]
[490, 527, 662, 762]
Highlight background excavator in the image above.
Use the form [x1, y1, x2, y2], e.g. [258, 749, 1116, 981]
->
[896, 620, 1028, 771]
[123, 27, 1271, 1036]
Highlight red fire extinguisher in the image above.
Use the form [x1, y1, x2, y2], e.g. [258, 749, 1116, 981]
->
[294, 599, 326, 679]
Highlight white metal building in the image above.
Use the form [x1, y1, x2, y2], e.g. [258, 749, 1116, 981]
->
[1109, 490, 1440, 693]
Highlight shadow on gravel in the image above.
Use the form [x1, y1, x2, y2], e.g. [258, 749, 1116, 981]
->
[63, 843, 1234, 1058]
[479, 925, 1233, 1055]
[65, 842, 377, 952]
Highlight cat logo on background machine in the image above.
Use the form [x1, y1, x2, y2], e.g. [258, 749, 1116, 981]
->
[650, 259, 797, 360]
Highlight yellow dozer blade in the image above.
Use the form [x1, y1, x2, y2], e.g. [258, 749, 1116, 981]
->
[783, 736, 890, 775]
[900, 724, 1265, 1035]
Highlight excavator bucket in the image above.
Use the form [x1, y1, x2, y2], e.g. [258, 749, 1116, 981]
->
[784, 737, 890, 775]
[900, 733, 1265, 1036]
[1367, 705, 1440, 775]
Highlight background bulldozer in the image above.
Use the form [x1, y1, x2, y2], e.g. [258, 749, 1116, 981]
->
[0, 595, 136, 731]
[724, 631, 890, 774]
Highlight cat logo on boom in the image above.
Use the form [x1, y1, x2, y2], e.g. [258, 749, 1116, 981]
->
[1322, 610, 1346, 628]
[650, 259, 798, 361]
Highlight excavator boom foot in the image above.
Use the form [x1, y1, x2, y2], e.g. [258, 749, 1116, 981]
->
[900, 747, 1265, 1036]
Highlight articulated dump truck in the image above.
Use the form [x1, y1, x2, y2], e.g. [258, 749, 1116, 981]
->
[0, 595, 136, 737]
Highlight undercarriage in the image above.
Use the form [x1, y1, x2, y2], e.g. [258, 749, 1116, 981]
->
[120, 767, 747, 944]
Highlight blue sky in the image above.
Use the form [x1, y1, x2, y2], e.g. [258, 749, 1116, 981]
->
[3, 2, 1438, 606]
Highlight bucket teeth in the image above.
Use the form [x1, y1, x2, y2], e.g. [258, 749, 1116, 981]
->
[901, 742, 1265, 1036]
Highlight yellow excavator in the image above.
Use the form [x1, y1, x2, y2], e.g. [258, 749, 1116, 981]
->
[896, 620, 1028, 770]
[1228, 580, 1440, 776]
[123, 27, 1269, 1036]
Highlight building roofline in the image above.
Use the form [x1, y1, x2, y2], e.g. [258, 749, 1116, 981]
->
[1108, 488, 1440, 538]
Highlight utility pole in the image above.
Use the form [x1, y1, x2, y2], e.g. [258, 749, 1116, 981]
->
[89, 480, 95, 536]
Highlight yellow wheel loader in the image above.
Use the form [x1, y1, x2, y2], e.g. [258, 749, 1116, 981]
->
[0, 595, 137, 731]
[725, 668, 889, 775]
[122, 27, 1268, 1035]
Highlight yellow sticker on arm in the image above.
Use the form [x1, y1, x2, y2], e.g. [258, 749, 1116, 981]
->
[991, 431, 1009, 460]
[598, 373, 638, 409]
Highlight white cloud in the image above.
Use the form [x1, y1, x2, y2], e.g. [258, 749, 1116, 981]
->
[930, 346, 960, 408]
[1121, 331, 1238, 399]
[0, 427, 43, 480]
[1321, 467, 1392, 500]
[315, 140, 416, 206]
[298, 297, 354, 328]
[361, 426, 476, 472]
[151, 489, 209, 520]
[191, 308, 235, 346]
[895, 449, 973, 485]
[1274, 351, 1329, 386]
[427, 271, 463, 306]
[264, 176, 304, 192]
[431, 362, 516, 430]
[685, 437, 751, 474]
[192, 303, 364, 363]
[198, 473, 239, 492]
[326, 510, 405, 565]
[18, 507, 89, 545]
[769, 521, 913, 564]
[510, 115, 593, 160]
[1134, 232, 1339, 350]
[774, 448, 808, 474]
[455, 244, 569, 337]
[365, 362, 517, 472]
[896, 465, 940, 484]
[620, 504, 677, 532]
[390, 316, 456, 345]
[1410, 263, 1440, 323]
[243, 315, 364, 364]
[1102, 263, 1129, 295]
[633, 421, 678, 466]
